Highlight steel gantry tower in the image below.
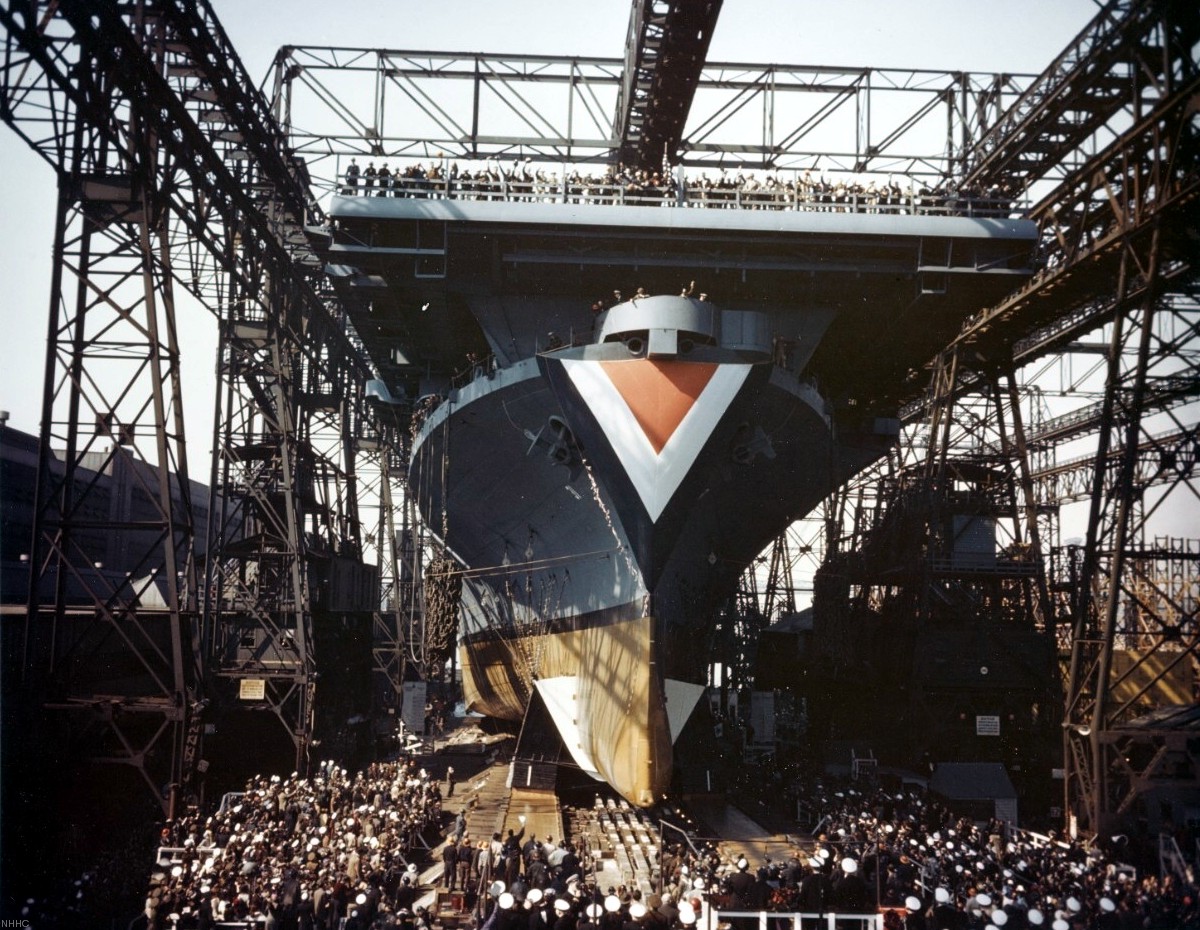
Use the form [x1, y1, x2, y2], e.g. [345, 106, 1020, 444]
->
[799, 0, 1200, 833]
[1, 0, 392, 818]
[938, 0, 1199, 836]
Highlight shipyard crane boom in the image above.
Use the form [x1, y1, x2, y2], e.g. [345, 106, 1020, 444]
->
[613, 0, 723, 171]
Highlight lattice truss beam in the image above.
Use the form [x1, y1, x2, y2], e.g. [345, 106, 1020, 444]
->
[963, 0, 1200, 194]
[1, 0, 384, 799]
[1062, 276, 1200, 834]
[353, 413, 423, 722]
[270, 45, 1040, 187]
[612, 0, 723, 171]
[747, 0, 1198, 836]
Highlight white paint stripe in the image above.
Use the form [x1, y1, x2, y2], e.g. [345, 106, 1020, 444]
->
[663, 678, 707, 743]
[563, 359, 752, 521]
[534, 677, 603, 781]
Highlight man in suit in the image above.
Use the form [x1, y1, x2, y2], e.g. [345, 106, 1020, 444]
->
[443, 838, 460, 891]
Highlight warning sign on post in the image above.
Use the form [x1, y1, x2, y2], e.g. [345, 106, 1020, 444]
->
[402, 681, 427, 735]
[239, 678, 266, 701]
[976, 715, 1001, 736]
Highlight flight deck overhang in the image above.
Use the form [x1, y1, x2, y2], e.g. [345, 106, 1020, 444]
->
[323, 194, 1040, 417]
[329, 194, 1039, 243]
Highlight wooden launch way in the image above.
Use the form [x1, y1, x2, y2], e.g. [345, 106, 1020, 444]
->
[413, 726, 804, 915]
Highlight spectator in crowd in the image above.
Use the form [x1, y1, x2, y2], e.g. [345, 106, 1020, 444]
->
[337, 158, 1018, 219]
[140, 759, 443, 929]
[119, 767, 1200, 930]
[654, 778, 1200, 930]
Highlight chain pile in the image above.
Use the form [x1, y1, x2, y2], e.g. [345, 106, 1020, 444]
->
[423, 552, 462, 671]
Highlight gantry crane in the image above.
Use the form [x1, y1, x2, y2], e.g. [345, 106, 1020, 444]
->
[2, 0, 1196, 848]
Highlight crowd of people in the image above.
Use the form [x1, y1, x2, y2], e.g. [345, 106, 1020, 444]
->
[656, 780, 1199, 929]
[339, 157, 1018, 218]
[141, 759, 444, 929]
[112, 757, 1197, 929]
[0, 744, 1147, 930]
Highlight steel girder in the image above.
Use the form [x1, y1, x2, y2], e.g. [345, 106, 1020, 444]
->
[206, 291, 312, 770]
[1061, 247, 1200, 835]
[897, 0, 1200, 835]
[1032, 425, 1199, 506]
[917, 351, 1056, 636]
[891, 78, 1199, 422]
[612, 0, 723, 171]
[270, 45, 1040, 187]
[805, 353, 1062, 777]
[947, 34, 1199, 835]
[963, 0, 1200, 194]
[353, 420, 420, 734]
[1, 0, 204, 818]
[1, 0, 380, 799]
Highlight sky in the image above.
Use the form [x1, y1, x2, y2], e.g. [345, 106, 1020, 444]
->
[0, 0, 1102, 463]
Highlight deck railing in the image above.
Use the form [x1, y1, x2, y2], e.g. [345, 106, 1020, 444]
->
[713, 909, 885, 930]
[335, 175, 1023, 220]
[129, 908, 890, 930]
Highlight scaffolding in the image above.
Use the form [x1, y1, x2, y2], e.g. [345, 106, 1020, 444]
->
[1, 0, 1197, 843]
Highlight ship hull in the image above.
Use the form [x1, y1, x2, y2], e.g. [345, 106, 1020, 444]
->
[460, 615, 672, 806]
[410, 296, 885, 804]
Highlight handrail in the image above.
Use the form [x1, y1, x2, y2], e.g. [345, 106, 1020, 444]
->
[659, 817, 707, 875]
[154, 844, 220, 866]
[1160, 832, 1193, 885]
[332, 174, 1026, 220]
[216, 791, 244, 815]
[712, 909, 883, 930]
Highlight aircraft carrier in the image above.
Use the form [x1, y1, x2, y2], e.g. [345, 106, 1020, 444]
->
[2, 1, 1196, 922]
[324, 189, 1040, 805]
